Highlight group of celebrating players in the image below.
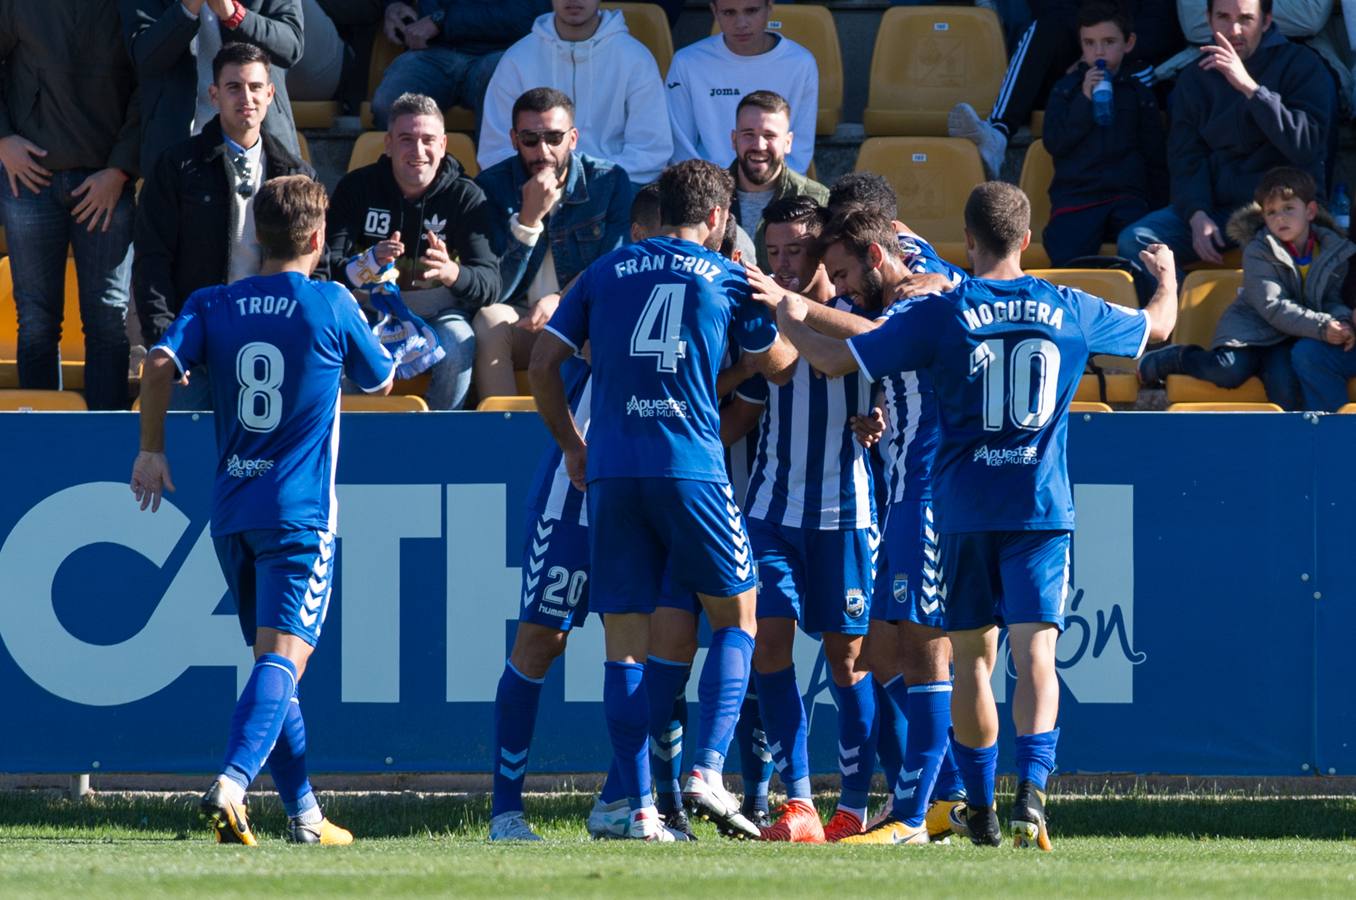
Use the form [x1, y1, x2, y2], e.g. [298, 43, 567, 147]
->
[129, 156, 1179, 851]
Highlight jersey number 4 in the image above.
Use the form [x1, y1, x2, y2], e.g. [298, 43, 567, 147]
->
[237, 341, 285, 433]
[630, 283, 687, 372]
[969, 338, 1060, 432]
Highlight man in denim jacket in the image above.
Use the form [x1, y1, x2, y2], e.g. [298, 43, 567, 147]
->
[473, 87, 632, 400]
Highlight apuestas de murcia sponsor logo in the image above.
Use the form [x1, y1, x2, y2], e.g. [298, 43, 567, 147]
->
[226, 454, 275, 478]
[972, 445, 1038, 467]
[626, 395, 689, 419]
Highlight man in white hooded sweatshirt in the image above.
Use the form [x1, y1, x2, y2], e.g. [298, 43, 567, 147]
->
[477, 0, 673, 185]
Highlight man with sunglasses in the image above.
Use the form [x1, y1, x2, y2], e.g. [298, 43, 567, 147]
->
[474, 88, 632, 401]
[134, 42, 314, 411]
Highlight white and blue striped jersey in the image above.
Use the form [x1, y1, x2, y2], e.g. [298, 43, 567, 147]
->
[526, 355, 593, 526]
[726, 374, 766, 502]
[743, 298, 876, 531]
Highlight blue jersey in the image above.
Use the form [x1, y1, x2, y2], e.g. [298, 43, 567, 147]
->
[727, 372, 766, 502]
[155, 272, 395, 536]
[744, 297, 876, 530]
[848, 275, 1149, 533]
[546, 235, 778, 482]
[526, 355, 592, 526]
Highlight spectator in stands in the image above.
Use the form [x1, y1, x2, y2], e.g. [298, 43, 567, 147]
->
[477, 0, 672, 186]
[1041, 0, 1168, 266]
[949, 0, 1183, 178]
[370, 0, 549, 130]
[728, 91, 828, 270]
[631, 182, 662, 243]
[0, 0, 139, 411]
[327, 92, 500, 410]
[666, 0, 818, 174]
[474, 89, 631, 400]
[287, 0, 345, 104]
[134, 43, 314, 410]
[1139, 167, 1353, 410]
[1117, 0, 1335, 299]
[120, 0, 303, 177]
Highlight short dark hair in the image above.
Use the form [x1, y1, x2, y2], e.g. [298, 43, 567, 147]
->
[963, 181, 1031, 258]
[388, 92, 443, 125]
[658, 160, 733, 228]
[631, 182, 662, 231]
[253, 175, 327, 261]
[512, 87, 575, 127]
[763, 196, 829, 237]
[1254, 166, 1318, 206]
[719, 209, 740, 259]
[212, 42, 270, 84]
[1207, 0, 1272, 17]
[818, 206, 904, 262]
[1077, 0, 1134, 35]
[736, 90, 791, 120]
[828, 172, 898, 220]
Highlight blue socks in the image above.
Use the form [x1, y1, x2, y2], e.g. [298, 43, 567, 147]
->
[645, 656, 692, 806]
[755, 664, 812, 800]
[598, 758, 626, 804]
[894, 680, 953, 827]
[736, 689, 772, 813]
[223, 653, 297, 791]
[950, 729, 998, 811]
[1015, 728, 1060, 790]
[935, 741, 965, 800]
[491, 662, 545, 817]
[874, 678, 906, 798]
[603, 660, 652, 811]
[831, 675, 877, 813]
[266, 690, 317, 819]
[693, 627, 754, 774]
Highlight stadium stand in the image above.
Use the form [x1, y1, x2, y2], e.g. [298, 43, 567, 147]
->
[0, 257, 85, 391]
[1030, 268, 1139, 404]
[477, 395, 538, 412]
[862, 6, 1006, 137]
[341, 394, 430, 412]
[292, 100, 339, 130]
[854, 137, 984, 265]
[1163, 269, 1270, 404]
[1069, 401, 1113, 413]
[360, 33, 476, 133]
[1166, 401, 1285, 412]
[0, 390, 87, 411]
[605, 2, 676, 74]
[347, 131, 480, 176]
[1017, 140, 1121, 269]
[296, 131, 311, 164]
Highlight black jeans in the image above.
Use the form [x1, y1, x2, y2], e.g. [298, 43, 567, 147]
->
[1176, 341, 1302, 410]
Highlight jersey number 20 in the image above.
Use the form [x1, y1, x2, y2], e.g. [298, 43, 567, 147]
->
[969, 338, 1060, 431]
[630, 283, 687, 372]
[237, 341, 285, 433]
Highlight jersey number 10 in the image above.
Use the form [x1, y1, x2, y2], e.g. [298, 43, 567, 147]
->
[630, 283, 688, 373]
[969, 338, 1060, 432]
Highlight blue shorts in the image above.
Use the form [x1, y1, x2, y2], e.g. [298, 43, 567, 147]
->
[213, 529, 335, 647]
[871, 500, 946, 630]
[939, 531, 1071, 632]
[588, 478, 756, 615]
[519, 512, 591, 631]
[748, 518, 875, 636]
[655, 568, 701, 615]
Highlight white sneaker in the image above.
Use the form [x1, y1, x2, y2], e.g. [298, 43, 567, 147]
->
[947, 102, 1008, 179]
[682, 769, 760, 840]
[488, 811, 544, 842]
[626, 806, 689, 841]
[586, 796, 630, 839]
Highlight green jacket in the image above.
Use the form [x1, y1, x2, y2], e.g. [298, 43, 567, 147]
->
[0, 0, 141, 175]
[728, 162, 829, 270]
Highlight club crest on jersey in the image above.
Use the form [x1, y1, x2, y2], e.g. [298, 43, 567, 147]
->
[423, 213, 447, 240]
[845, 589, 866, 618]
[892, 574, 909, 602]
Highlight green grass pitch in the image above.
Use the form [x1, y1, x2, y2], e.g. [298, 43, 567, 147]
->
[3, 791, 1356, 898]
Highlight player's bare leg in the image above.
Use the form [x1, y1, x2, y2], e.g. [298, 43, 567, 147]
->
[647, 607, 700, 837]
[1007, 622, 1059, 851]
[947, 626, 1003, 846]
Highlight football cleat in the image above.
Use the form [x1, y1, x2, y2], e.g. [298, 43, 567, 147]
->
[926, 798, 967, 840]
[863, 802, 894, 833]
[759, 799, 826, 843]
[487, 811, 544, 842]
[965, 801, 1003, 847]
[1010, 780, 1053, 851]
[199, 777, 257, 846]
[682, 770, 760, 840]
[659, 805, 698, 841]
[586, 797, 630, 840]
[837, 817, 929, 846]
[823, 808, 865, 842]
[740, 799, 771, 830]
[626, 806, 691, 842]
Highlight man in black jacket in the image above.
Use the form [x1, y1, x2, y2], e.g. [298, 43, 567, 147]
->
[0, 0, 141, 410]
[120, 0, 303, 177]
[326, 92, 500, 409]
[135, 42, 314, 409]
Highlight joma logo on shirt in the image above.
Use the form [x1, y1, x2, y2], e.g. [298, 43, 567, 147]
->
[709, 88, 741, 97]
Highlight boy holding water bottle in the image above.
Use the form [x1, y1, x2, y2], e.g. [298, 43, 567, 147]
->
[1040, 0, 1167, 266]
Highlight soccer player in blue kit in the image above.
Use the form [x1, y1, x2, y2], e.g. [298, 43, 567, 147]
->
[530, 160, 796, 841]
[131, 176, 396, 845]
[775, 184, 1177, 850]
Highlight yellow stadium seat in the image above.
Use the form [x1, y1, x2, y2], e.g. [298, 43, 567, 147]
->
[0, 389, 87, 411]
[292, 100, 338, 129]
[854, 137, 984, 265]
[709, 5, 843, 135]
[1029, 268, 1139, 403]
[0, 256, 86, 389]
[1029, 110, 1044, 137]
[515, 370, 532, 394]
[0, 226, 6, 254]
[863, 6, 1006, 136]
[360, 33, 475, 132]
[347, 131, 479, 176]
[295, 131, 311, 164]
[606, 2, 675, 74]
[341, 393, 429, 412]
[1167, 401, 1284, 412]
[1017, 140, 1116, 267]
[477, 395, 538, 412]
[1163, 269, 1268, 403]
[1338, 402, 1356, 412]
[1069, 401, 1113, 413]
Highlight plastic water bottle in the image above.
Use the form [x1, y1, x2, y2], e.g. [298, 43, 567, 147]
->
[1092, 60, 1114, 126]
[1332, 183, 1351, 232]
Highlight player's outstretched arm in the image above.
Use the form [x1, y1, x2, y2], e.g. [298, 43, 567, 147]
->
[776, 294, 861, 378]
[1139, 243, 1179, 343]
[756, 334, 801, 386]
[529, 331, 588, 491]
[131, 350, 178, 513]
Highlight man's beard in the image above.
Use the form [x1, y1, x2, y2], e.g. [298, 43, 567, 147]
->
[738, 153, 781, 187]
[858, 268, 887, 312]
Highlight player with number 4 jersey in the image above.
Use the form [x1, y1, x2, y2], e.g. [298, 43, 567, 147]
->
[776, 187, 1178, 852]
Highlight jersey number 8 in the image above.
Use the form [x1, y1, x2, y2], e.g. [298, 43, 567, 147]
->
[237, 341, 285, 433]
[969, 338, 1060, 432]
